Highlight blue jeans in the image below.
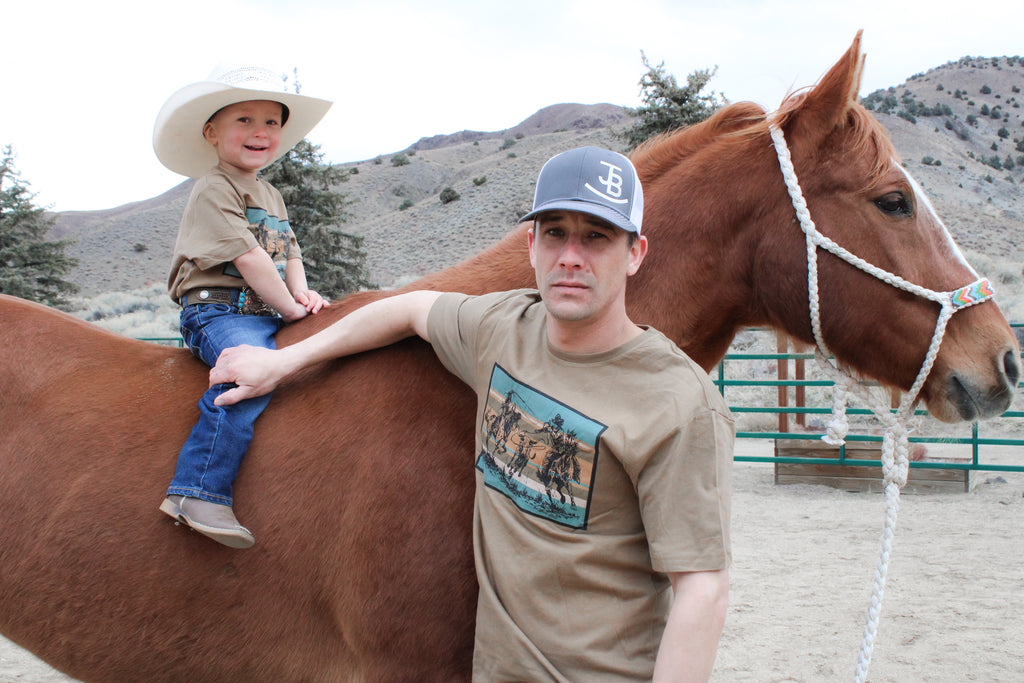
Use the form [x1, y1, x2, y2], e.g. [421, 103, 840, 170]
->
[167, 301, 284, 505]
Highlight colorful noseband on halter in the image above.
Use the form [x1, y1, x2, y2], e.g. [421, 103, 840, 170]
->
[951, 279, 994, 309]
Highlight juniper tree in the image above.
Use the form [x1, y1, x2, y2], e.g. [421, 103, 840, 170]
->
[0, 145, 79, 306]
[260, 139, 375, 299]
[619, 52, 727, 150]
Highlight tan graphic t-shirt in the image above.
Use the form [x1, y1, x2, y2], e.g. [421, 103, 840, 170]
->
[428, 289, 734, 682]
[168, 167, 300, 303]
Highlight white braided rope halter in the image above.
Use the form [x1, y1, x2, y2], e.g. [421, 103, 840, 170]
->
[767, 118, 995, 683]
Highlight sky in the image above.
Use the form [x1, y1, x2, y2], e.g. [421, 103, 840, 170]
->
[4, 0, 1022, 212]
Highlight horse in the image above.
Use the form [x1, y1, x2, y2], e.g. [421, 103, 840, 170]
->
[0, 32, 1018, 682]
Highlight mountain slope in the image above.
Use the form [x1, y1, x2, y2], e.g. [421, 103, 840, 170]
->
[866, 56, 1024, 262]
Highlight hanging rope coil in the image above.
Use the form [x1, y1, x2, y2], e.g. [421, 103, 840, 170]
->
[766, 117, 994, 683]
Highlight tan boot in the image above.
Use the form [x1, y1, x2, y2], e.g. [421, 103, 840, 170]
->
[160, 495, 255, 549]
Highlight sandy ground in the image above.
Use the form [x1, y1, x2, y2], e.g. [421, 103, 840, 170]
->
[2, 441, 1021, 682]
[716, 441, 1024, 682]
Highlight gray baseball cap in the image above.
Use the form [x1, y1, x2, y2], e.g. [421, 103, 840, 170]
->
[520, 146, 644, 234]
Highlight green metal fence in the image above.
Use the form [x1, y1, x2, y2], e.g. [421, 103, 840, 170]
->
[714, 324, 1024, 475]
[138, 337, 186, 347]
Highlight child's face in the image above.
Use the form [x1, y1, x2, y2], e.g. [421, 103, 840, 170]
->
[203, 100, 285, 177]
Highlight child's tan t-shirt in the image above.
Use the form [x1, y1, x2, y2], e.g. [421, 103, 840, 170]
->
[168, 167, 300, 303]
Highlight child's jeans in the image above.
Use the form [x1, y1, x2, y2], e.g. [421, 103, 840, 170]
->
[167, 300, 284, 505]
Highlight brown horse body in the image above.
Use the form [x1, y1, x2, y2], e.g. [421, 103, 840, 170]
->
[0, 34, 1018, 681]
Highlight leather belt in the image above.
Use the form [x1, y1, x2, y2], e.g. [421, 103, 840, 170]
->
[180, 287, 238, 307]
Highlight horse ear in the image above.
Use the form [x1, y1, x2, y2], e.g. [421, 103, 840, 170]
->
[788, 30, 866, 135]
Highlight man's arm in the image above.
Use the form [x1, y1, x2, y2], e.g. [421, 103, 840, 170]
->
[209, 290, 443, 405]
[653, 568, 729, 682]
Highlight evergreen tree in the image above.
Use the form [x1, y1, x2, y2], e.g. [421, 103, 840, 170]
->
[0, 145, 79, 306]
[260, 139, 375, 299]
[619, 52, 727, 150]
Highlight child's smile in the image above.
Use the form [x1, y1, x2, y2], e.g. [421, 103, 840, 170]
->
[203, 100, 284, 177]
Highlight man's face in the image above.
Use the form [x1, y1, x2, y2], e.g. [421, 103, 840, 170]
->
[528, 210, 647, 324]
[203, 100, 284, 177]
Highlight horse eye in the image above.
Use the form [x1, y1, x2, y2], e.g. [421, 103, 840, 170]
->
[874, 192, 912, 217]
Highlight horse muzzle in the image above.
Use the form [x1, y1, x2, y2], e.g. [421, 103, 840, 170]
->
[928, 345, 1021, 422]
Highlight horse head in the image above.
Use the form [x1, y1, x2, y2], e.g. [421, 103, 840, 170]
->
[631, 31, 1019, 423]
[774, 31, 1019, 421]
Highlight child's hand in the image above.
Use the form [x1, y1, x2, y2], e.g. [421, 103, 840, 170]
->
[295, 289, 328, 314]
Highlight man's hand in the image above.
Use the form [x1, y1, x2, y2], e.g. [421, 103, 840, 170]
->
[210, 345, 284, 405]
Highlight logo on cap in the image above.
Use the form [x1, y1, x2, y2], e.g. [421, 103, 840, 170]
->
[585, 160, 628, 205]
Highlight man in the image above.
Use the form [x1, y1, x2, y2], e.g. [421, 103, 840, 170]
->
[212, 146, 734, 681]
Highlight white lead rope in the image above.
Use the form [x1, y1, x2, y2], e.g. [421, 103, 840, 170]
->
[766, 118, 994, 683]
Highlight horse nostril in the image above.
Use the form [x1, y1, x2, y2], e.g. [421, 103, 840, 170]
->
[1004, 349, 1021, 390]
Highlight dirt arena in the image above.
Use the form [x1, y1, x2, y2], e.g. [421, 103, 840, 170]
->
[3, 441, 1021, 682]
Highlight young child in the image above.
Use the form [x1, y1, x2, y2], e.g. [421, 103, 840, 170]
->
[152, 64, 333, 548]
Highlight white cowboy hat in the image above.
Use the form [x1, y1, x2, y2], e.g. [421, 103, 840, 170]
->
[153, 63, 333, 178]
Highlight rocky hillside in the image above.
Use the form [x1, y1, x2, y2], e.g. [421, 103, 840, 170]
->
[864, 56, 1024, 265]
[51, 58, 1024, 316]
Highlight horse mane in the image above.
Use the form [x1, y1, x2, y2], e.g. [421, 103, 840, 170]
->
[629, 101, 768, 179]
[630, 87, 898, 197]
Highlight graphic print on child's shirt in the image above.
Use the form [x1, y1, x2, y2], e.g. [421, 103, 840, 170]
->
[222, 206, 292, 315]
